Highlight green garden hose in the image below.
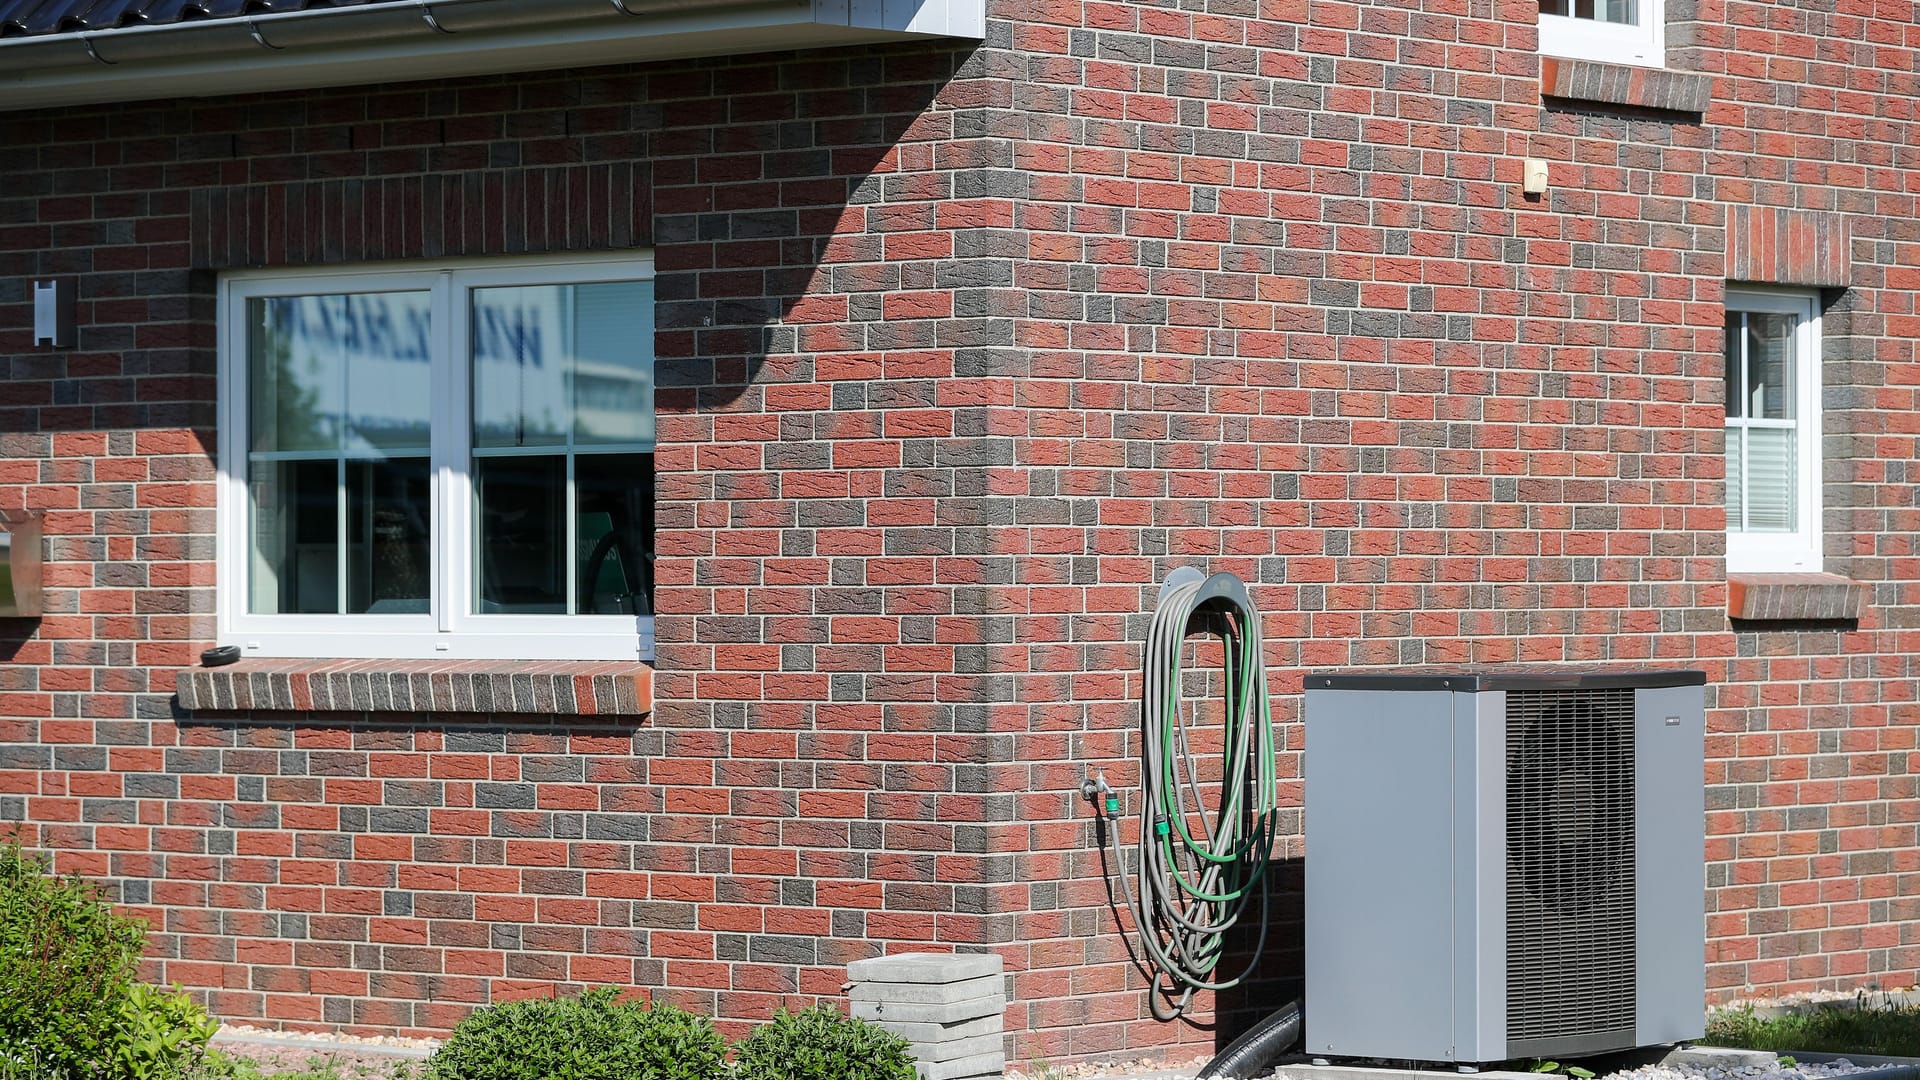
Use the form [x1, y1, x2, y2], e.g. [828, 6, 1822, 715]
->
[1103, 569, 1279, 1022]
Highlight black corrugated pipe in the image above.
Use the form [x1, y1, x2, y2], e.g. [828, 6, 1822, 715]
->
[1196, 998, 1303, 1080]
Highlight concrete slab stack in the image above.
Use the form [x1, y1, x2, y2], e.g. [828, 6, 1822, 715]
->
[849, 952, 1006, 1080]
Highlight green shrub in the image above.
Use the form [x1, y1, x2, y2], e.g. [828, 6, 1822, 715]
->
[0, 843, 226, 1080]
[107, 983, 224, 1080]
[424, 988, 725, 1080]
[0, 842, 148, 1078]
[732, 1005, 918, 1080]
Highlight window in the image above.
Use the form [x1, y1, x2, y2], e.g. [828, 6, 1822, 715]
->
[1724, 288, 1821, 574]
[217, 254, 656, 661]
[1538, 0, 1664, 67]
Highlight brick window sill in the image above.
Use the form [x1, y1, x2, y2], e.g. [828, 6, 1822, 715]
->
[1540, 56, 1713, 113]
[1727, 573, 1869, 622]
[173, 658, 653, 716]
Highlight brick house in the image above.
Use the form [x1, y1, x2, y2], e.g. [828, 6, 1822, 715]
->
[1, 0, 1917, 1067]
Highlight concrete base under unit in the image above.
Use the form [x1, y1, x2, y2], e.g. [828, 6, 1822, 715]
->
[1276, 1066, 1547, 1080]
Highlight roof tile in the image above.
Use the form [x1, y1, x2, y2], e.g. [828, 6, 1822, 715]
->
[0, 0, 407, 38]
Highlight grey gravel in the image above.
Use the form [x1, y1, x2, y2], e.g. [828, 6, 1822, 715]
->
[1607, 1057, 1874, 1080]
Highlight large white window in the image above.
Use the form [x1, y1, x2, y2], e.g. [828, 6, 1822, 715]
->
[1724, 288, 1822, 574]
[1538, 0, 1664, 67]
[217, 254, 656, 661]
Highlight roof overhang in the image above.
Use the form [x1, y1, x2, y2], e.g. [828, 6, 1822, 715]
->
[0, 0, 985, 113]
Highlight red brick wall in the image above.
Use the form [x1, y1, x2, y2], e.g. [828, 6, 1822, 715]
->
[979, 0, 1920, 1061]
[0, 43, 1008, 1038]
[0, 0, 1919, 1067]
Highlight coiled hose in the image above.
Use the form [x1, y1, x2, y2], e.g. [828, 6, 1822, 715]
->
[1102, 569, 1280, 1022]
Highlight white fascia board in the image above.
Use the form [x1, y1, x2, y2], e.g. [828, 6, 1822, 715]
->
[0, 0, 984, 113]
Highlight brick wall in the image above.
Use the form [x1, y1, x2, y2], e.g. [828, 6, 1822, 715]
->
[1, 0, 1919, 1067]
[0, 41, 1012, 1038]
[971, 0, 1920, 1062]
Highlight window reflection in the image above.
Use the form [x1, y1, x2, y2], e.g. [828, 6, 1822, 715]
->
[250, 293, 432, 454]
[1723, 309, 1800, 536]
[471, 280, 654, 617]
[475, 456, 567, 614]
[246, 292, 431, 615]
[578, 454, 654, 616]
[1745, 313, 1794, 420]
[472, 281, 653, 449]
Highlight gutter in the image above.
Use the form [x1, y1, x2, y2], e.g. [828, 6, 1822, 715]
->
[5, 0, 774, 69]
[0, 0, 978, 112]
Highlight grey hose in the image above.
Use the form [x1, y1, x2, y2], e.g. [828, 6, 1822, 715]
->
[1107, 570, 1279, 1021]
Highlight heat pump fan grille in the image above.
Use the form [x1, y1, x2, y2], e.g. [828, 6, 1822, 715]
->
[1507, 687, 1637, 1044]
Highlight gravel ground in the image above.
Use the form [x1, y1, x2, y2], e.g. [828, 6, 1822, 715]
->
[1605, 1058, 1874, 1080]
[202, 1027, 1902, 1080]
[1005, 1056, 1213, 1080]
[219, 1025, 439, 1052]
[1003, 1051, 1889, 1080]
[212, 1026, 438, 1077]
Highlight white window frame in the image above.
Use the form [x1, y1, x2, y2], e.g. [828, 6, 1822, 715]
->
[1538, 0, 1665, 68]
[216, 251, 656, 662]
[1724, 287, 1822, 575]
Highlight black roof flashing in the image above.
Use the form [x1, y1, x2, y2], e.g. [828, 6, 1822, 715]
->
[1306, 668, 1708, 692]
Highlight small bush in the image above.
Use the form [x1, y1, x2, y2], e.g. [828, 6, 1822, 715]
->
[732, 1005, 918, 1080]
[424, 988, 725, 1080]
[107, 984, 224, 1080]
[0, 842, 148, 1078]
[0, 843, 225, 1080]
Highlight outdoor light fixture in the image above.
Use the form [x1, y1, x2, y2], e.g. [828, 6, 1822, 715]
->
[33, 279, 74, 348]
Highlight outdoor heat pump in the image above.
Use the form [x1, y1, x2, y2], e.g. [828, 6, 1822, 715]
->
[1304, 669, 1706, 1064]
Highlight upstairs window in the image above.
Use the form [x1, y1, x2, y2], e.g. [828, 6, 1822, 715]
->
[1724, 288, 1822, 574]
[217, 254, 656, 661]
[1538, 0, 1664, 67]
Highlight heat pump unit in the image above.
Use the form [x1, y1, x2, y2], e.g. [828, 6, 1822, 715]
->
[1304, 670, 1706, 1064]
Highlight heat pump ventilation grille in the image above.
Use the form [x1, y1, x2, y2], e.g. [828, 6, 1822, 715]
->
[1506, 687, 1637, 1044]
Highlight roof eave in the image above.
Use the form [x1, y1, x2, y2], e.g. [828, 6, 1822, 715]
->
[0, 0, 984, 113]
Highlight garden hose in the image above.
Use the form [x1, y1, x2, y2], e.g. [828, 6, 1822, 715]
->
[1100, 568, 1279, 1022]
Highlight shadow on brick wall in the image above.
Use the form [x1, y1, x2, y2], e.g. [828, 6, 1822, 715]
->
[156, 708, 663, 855]
[642, 42, 975, 718]
[1209, 856, 1306, 1054]
[648, 43, 968, 416]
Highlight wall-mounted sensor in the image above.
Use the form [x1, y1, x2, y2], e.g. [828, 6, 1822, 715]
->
[32, 279, 74, 348]
[1522, 158, 1550, 196]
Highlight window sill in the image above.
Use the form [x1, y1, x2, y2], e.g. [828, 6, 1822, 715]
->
[1727, 573, 1869, 622]
[1540, 56, 1712, 113]
[173, 658, 653, 717]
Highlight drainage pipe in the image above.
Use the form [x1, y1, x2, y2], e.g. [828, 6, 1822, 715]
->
[1196, 997, 1304, 1080]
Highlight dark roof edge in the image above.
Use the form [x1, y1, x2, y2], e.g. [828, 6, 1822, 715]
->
[3, 0, 753, 64]
[0, 0, 984, 112]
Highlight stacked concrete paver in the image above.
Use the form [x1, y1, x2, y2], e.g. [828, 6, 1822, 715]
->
[849, 953, 1006, 1080]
